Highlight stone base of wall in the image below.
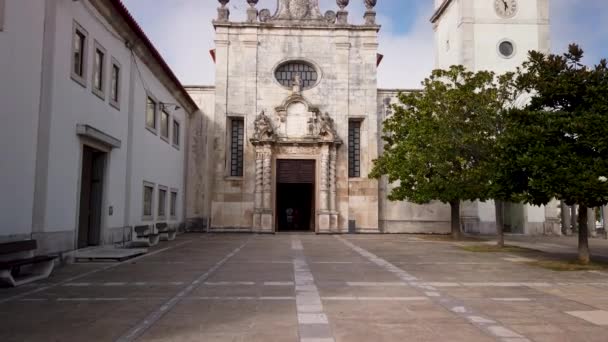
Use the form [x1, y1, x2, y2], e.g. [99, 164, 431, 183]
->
[463, 220, 499, 235]
[381, 220, 451, 234]
[31, 231, 75, 255]
[102, 227, 132, 246]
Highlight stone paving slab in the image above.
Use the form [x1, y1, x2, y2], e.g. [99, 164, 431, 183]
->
[2, 233, 608, 341]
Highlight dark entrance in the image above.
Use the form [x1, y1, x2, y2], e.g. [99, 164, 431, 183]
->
[276, 159, 315, 232]
[77, 145, 106, 249]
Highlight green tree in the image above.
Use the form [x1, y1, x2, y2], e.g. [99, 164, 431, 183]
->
[371, 66, 505, 239]
[502, 45, 608, 264]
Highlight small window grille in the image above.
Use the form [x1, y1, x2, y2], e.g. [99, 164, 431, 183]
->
[348, 120, 362, 178]
[275, 61, 318, 89]
[230, 118, 245, 177]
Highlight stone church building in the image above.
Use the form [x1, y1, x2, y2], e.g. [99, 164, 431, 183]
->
[185, 0, 561, 235]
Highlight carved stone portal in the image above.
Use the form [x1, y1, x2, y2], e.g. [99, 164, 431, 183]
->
[250, 94, 341, 233]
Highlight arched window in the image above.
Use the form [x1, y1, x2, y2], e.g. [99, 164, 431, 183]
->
[275, 61, 319, 89]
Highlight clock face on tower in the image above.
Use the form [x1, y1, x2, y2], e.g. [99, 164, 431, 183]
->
[494, 0, 518, 18]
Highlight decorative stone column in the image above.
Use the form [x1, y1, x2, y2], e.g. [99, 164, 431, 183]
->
[364, 0, 377, 25]
[329, 145, 338, 231]
[318, 145, 331, 232]
[261, 145, 273, 232]
[253, 148, 264, 230]
[336, 0, 349, 25]
[217, 0, 230, 22]
[246, 0, 258, 23]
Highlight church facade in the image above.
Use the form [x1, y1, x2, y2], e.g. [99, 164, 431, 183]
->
[185, 0, 561, 235]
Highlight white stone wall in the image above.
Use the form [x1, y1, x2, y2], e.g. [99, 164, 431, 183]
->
[185, 87, 215, 228]
[0, 0, 193, 252]
[434, 0, 550, 72]
[0, 0, 46, 240]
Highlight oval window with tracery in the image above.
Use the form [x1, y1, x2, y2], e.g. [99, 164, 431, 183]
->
[275, 61, 319, 89]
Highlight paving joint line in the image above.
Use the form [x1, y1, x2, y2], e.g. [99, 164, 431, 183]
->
[114, 235, 255, 342]
[292, 237, 336, 342]
[335, 236, 531, 342]
[0, 238, 197, 305]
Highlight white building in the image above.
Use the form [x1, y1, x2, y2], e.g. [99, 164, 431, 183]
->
[0, 0, 200, 254]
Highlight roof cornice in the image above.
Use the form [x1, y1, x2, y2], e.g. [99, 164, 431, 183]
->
[430, 0, 454, 24]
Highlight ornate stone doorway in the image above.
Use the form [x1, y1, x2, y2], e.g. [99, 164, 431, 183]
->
[251, 92, 341, 233]
[276, 159, 315, 232]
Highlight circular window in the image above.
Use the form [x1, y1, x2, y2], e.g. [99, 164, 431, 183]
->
[498, 40, 515, 58]
[274, 61, 319, 89]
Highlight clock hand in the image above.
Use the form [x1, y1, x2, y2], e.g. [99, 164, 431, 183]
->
[502, 0, 508, 11]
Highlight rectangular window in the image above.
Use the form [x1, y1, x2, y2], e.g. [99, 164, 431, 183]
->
[71, 22, 88, 85]
[229, 118, 244, 177]
[170, 191, 177, 218]
[143, 183, 154, 218]
[172, 120, 180, 147]
[158, 187, 167, 218]
[92, 42, 106, 99]
[146, 96, 157, 130]
[348, 120, 362, 178]
[110, 59, 121, 108]
[160, 110, 170, 140]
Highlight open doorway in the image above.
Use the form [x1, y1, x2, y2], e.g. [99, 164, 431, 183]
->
[77, 145, 106, 249]
[276, 159, 315, 232]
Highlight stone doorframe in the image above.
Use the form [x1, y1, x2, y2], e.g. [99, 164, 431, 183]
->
[250, 94, 342, 233]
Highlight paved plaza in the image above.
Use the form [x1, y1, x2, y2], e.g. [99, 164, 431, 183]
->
[3, 234, 608, 341]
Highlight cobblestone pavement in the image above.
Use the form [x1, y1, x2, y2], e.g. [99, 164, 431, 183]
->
[2, 233, 608, 341]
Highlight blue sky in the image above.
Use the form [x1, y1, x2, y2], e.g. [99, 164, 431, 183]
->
[122, 0, 607, 88]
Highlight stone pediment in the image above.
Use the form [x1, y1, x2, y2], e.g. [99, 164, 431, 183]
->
[271, 0, 325, 23]
[251, 94, 341, 146]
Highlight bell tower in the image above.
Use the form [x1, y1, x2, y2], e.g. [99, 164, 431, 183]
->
[431, 0, 550, 74]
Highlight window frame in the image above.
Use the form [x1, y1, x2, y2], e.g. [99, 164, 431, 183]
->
[228, 117, 245, 178]
[348, 119, 363, 178]
[160, 108, 170, 142]
[109, 57, 121, 109]
[157, 185, 168, 219]
[274, 60, 320, 90]
[71, 21, 89, 87]
[170, 189, 178, 219]
[142, 181, 155, 220]
[145, 94, 158, 134]
[91, 40, 107, 100]
[0, 0, 6, 32]
[172, 119, 181, 149]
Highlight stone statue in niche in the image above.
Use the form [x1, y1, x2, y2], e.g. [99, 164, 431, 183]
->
[253, 110, 275, 141]
[292, 73, 302, 94]
[317, 112, 338, 141]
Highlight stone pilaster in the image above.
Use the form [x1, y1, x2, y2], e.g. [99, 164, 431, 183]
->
[318, 145, 331, 232]
[329, 145, 338, 231]
[253, 148, 264, 230]
[588, 208, 597, 237]
[261, 145, 273, 232]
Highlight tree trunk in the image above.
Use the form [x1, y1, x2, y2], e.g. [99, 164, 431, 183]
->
[450, 201, 461, 240]
[577, 205, 590, 265]
[495, 200, 505, 248]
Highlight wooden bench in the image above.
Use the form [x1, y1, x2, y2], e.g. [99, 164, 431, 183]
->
[156, 223, 177, 241]
[130, 225, 159, 247]
[0, 240, 56, 287]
